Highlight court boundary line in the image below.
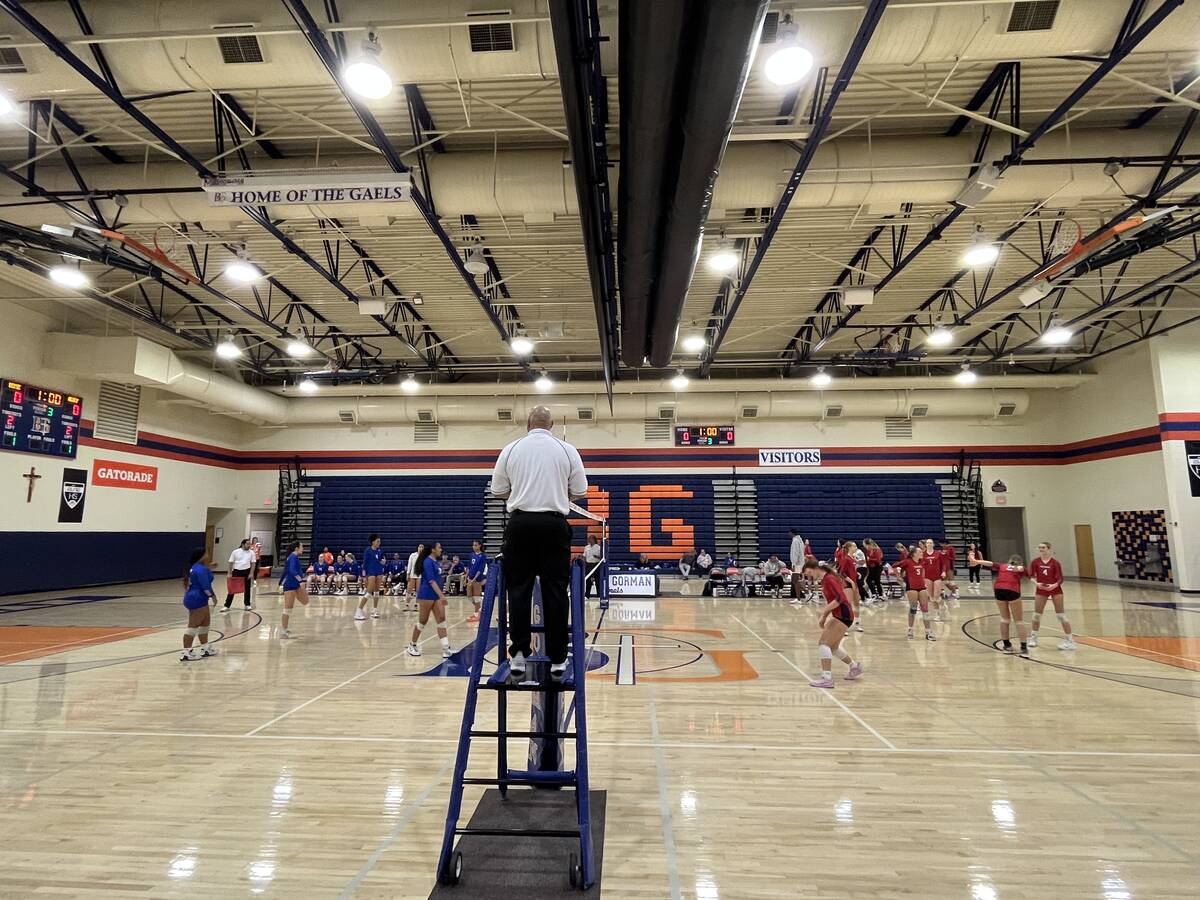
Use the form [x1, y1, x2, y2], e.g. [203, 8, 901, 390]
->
[648, 690, 683, 900]
[731, 614, 897, 750]
[2, 728, 1198, 758]
[243, 615, 469, 736]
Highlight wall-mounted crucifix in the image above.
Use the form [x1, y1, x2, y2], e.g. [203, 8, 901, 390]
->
[23, 466, 41, 502]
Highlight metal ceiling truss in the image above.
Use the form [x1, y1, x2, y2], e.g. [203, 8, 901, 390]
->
[787, 0, 1188, 372]
[548, 0, 620, 397]
[0, 0, 460, 380]
[698, 0, 890, 377]
[281, 0, 534, 373]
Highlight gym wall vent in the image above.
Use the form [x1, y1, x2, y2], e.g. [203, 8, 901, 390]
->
[414, 422, 440, 443]
[996, 402, 1018, 417]
[909, 404, 930, 418]
[496, 408, 514, 422]
[885, 416, 914, 440]
[657, 405, 676, 421]
[740, 405, 759, 419]
[576, 407, 595, 421]
[213, 25, 265, 64]
[1006, 1, 1059, 33]
[823, 404, 844, 420]
[416, 409, 436, 423]
[644, 419, 672, 442]
[94, 382, 140, 444]
[337, 409, 357, 424]
[467, 11, 515, 53]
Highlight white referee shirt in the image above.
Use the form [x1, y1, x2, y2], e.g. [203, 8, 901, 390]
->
[228, 547, 255, 571]
[491, 428, 588, 515]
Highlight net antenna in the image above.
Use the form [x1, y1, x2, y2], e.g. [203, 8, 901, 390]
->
[570, 500, 608, 595]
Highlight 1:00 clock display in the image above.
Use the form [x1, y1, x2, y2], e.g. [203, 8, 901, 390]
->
[2, 378, 82, 458]
[674, 425, 735, 446]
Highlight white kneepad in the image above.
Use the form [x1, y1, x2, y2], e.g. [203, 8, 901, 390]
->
[819, 644, 833, 660]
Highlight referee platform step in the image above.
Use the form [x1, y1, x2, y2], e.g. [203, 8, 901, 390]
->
[484, 658, 577, 692]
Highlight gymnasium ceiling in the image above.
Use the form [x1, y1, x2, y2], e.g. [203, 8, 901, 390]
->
[0, 0, 1199, 395]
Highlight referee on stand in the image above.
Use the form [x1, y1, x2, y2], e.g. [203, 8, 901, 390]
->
[490, 405, 588, 681]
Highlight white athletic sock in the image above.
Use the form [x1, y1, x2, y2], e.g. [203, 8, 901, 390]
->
[440, 636, 450, 650]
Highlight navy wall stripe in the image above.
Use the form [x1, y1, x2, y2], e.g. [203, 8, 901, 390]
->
[0, 531, 204, 595]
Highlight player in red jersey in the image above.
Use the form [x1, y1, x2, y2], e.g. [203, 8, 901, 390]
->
[921, 538, 947, 620]
[802, 558, 863, 688]
[1028, 542, 1076, 651]
[836, 540, 863, 632]
[895, 545, 935, 641]
[939, 539, 960, 605]
[863, 538, 884, 602]
[969, 550, 1029, 654]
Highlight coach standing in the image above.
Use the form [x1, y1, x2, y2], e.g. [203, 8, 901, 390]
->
[223, 538, 255, 611]
[789, 528, 806, 599]
[490, 405, 588, 681]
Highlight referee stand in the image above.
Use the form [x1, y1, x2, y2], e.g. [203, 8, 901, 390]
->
[436, 511, 607, 892]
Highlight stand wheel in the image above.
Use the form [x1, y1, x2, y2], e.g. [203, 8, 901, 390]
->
[439, 850, 463, 885]
[568, 852, 582, 889]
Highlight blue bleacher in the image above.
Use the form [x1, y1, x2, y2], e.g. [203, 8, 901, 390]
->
[754, 473, 945, 564]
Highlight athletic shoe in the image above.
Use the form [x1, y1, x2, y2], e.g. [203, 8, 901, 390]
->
[180, 649, 198, 662]
[406, 643, 422, 657]
[809, 676, 835, 689]
[466, 612, 481, 623]
[279, 629, 292, 640]
[442, 647, 453, 659]
[509, 652, 526, 678]
[845, 662, 864, 681]
[244, 603, 253, 611]
[550, 659, 568, 682]
[200, 646, 219, 657]
[925, 631, 936, 642]
[1058, 638, 1077, 651]
[1019, 643, 1028, 655]
[220, 607, 230, 614]
[354, 610, 367, 621]
[1027, 633, 1039, 648]
[852, 621, 864, 633]
[906, 628, 914, 640]
[1003, 643, 1018, 654]
[371, 610, 380, 619]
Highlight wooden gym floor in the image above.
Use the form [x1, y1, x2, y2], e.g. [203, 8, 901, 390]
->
[0, 578, 1197, 898]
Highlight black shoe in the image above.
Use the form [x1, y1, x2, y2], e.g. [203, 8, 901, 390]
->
[1002, 640, 1014, 653]
[1019, 643, 1028, 655]
[508, 653, 527, 681]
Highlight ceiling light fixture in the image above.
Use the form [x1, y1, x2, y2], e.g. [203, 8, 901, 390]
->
[708, 242, 739, 273]
[810, 366, 832, 388]
[962, 228, 1000, 268]
[343, 27, 392, 100]
[48, 264, 89, 289]
[670, 370, 690, 391]
[764, 13, 814, 86]
[1040, 320, 1074, 346]
[224, 253, 261, 283]
[535, 371, 553, 392]
[285, 335, 314, 358]
[464, 247, 490, 275]
[681, 334, 706, 353]
[215, 334, 242, 359]
[954, 364, 978, 385]
[510, 336, 534, 356]
[410, 291, 424, 306]
[926, 325, 955, 347]
[1019, 279, 1052, 307]
[400, 373, 419, 393]
[297, 378, 319, 394]
[0, 94, 15, 119]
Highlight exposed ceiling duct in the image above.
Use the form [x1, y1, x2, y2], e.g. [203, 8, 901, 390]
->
[4, 128, 1196, 230]
[43, 334, 1089, 427]
[618, 0, 768, 368]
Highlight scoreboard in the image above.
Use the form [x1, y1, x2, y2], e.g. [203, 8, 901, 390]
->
[674, 424, 735, 447]
[2, 379, 82, 458]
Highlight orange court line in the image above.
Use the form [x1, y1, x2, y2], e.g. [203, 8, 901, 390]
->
[1075, 635, 1200, 673]
[0, 626, 163, 664]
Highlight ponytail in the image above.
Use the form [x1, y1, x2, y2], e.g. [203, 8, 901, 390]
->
[802, 556, 838, 577]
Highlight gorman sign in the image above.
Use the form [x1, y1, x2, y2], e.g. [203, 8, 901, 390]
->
[757, 448, 822, 467]
[201, 172, 411, 206]
[608, 573, 658, 597]
[92, 459, 158, 491]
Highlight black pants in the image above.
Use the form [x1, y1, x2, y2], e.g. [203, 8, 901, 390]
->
[224, 568, 252, 607]
[969, 565, 982, 583]
[504, 511, 572, 665]
[866, 565, 883, 598]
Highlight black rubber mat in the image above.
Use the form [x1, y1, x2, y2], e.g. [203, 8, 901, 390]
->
[429, 789, 606, 898]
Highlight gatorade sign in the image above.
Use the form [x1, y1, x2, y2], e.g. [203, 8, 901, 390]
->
[92, 459, 158, 491]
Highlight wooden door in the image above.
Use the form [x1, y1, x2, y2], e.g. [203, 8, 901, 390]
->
[205, 525, 216, 562]
[1074, 524, 1096, 579]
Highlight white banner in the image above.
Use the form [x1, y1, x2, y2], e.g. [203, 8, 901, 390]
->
[757, 448, 822, 467]
[607, 600, 656, 623]
[202, 172, 411, 206]
[608, 572, 658, 597]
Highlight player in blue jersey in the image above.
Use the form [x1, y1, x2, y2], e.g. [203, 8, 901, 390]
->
[344, 553, 362, 595]
[279, 540, 309, 639]
[308, 554, 331, 594]
[466, 540, 487, 623]
[407, 541, 452, 659]
[332, 553, 348, 593]
[181, 548, 218, 661]
[357, 534, 387, 620]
